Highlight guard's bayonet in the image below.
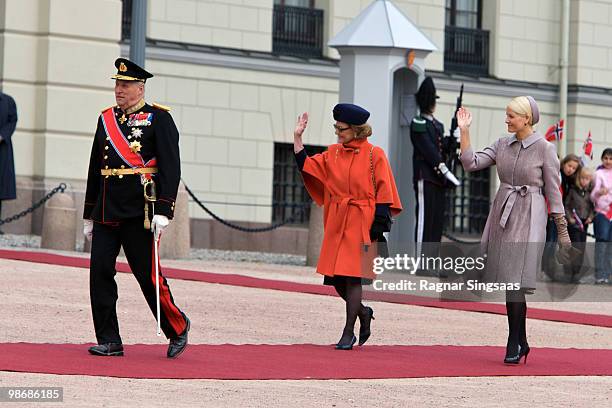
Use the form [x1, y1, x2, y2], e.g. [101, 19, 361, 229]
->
[446, 83, 464, 179]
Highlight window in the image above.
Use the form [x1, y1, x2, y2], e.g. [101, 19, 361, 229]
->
[272, 1, 324, 58]
[444, 0, 489, 76]
[121, 0, 132, 40]
[445, 166, 490, 235]
[445, 0, 481, 29]
[272, 142, 326, 224]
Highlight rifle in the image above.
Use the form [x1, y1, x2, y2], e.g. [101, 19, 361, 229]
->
[446, 83, 464, 174]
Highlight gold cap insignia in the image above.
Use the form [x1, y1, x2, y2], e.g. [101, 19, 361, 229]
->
[119, 62, 128, 72]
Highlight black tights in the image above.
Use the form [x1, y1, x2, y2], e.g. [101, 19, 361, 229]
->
[505, 290, 528, 355]
[333, 278, 365, 342]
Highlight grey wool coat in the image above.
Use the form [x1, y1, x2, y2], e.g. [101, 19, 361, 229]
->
[460, 132, 564, 289]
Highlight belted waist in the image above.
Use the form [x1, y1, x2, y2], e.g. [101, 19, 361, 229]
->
[101, 167, 158, 176]
[499, 183, 542, 228]
[329, 196, 374, 246]
[329, 196, 371, 206]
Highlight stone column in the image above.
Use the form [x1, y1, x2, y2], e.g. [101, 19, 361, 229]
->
[306, 203, 324, 267]
[0, 177, 34, 234]
[41, 192, 76, 251]
[160, 182, 191, 259]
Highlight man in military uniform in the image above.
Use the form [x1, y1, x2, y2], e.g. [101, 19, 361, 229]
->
[410, 77, 459, 270]
[83, 58, 189, 358]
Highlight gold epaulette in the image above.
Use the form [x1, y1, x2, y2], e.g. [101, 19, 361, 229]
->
[101, 104, 116, 113]
[152, 102, 171, 112]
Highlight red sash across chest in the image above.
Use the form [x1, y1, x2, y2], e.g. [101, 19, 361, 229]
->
[101, 108, 156, 169]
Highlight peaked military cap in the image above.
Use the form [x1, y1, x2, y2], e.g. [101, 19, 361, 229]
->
[111, 58, 153, 82]
[333, 103, 370, 125]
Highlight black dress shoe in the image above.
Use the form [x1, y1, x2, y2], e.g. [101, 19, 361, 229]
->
[504, 343, 530, 364]
[358, 306, 375, 346]
[335, 335, 356, 350]
[88, 343, 124, 356]
[167, 316, 190, 358]
[335, 329, 357, 351]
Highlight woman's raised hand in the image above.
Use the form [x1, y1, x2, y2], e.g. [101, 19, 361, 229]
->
[294, 112, 309, 138]
[456, 107, 472, 129]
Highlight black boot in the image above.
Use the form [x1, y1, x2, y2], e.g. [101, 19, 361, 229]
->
[88, 343, 124, 356]
[167, 316, 190, 358]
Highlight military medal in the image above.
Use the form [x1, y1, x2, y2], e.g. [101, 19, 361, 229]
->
[127, 112, 153, 127]
[131, 128, 143, 139]
[119, 114, 127, 124]
[129, 140, 142, 153]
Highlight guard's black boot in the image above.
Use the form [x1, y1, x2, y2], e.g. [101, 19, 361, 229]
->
[88, 343, 124, 356]
[167, 316, 190, 358]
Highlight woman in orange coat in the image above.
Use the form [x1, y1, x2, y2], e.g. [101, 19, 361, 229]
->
[294, 104, 402, 350]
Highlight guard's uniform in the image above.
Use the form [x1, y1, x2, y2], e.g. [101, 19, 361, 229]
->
[410, 114, 449, 255]
[84, 60, 187, 346]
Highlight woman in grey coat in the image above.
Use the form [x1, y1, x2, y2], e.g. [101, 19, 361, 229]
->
[457, 96, 573, 364]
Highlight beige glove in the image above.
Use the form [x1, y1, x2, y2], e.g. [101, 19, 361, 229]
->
[553, 214, 580, 264]
[554, 214, 570, 245]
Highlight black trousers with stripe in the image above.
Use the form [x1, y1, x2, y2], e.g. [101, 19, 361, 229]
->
[414, 179, 446, 259]
[90, 217, 187, 344]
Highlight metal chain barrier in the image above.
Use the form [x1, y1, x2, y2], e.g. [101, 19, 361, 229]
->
[0, 183, 67, 226]
[567, 222, 609, 242]
[442, 231, 480, 244]
[183, 182, 307, 233]
[185, 180, 611, 241]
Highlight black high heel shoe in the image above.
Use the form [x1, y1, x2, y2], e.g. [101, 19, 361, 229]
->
[504, 343, 530, 364]
[335, 331, 357, 350]
[358, 306, 375, 346]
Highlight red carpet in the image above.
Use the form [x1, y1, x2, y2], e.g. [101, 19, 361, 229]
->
[1, 343, 611, 379]
[1, 248, 611, 328]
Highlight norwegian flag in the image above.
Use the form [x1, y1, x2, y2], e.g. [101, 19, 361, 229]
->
[583, 131, 593, 160]
[545, 119, 564, 142]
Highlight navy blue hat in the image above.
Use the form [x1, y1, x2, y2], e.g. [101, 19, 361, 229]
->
[333, 103, 370, 125]
[112, 58, 154, 82]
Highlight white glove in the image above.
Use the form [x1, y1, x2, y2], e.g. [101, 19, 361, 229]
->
[83, 219, 93, 242]
[151, 214, 170, 241]
[438, 163, 461, 186]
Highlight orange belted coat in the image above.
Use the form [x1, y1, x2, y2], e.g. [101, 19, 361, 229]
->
[301, 138, 402, 279]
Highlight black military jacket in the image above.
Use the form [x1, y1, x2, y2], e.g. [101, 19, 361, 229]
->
[84, 101, 180, 223]
[410, 114, 448, 187]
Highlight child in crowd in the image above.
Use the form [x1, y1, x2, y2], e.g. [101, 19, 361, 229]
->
[543, 154, 582, 274]
[564, 167, 595, 282]
[590, 148, 612, 284]
[560, 154, 582, 199]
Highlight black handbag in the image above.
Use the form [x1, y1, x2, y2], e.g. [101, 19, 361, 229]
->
[369, 146, 392, 257]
